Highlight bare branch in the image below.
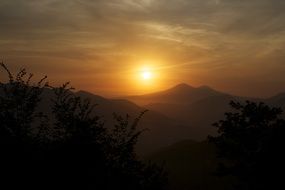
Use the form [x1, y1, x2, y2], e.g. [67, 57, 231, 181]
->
[0, 62, 14, 82]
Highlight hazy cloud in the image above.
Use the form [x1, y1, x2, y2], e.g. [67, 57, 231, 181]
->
[1, 0, 285, 96]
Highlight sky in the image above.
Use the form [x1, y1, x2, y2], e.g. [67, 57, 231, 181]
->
[0, 0, 285, 97]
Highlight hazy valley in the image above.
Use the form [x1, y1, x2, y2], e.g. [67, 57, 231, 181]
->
[71, 83, 285, 155]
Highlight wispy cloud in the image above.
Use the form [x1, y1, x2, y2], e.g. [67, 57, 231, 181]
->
[1, 0, 285, 96]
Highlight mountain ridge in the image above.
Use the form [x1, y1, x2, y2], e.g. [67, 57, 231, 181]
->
[2, 83, 285, 154]
[125, 83, 228, 106]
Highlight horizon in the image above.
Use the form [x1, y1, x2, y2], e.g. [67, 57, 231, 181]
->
[1, 69, 285, 98]
[76, 82, 284, 99]
[1, 0, 285, 98]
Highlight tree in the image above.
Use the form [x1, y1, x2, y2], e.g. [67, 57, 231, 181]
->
[0, 63, 48, 144]
[0, 62, 167, 190]
[209, 100, 285, 190]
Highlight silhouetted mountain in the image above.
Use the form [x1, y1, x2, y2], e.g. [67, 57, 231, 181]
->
[125, 84, 276, 141]
[10, 83, 284, 155]
[125, 84, 235, 139]
[76, 90, 197, 155]
[148, 140, 235, 190]
[76, 90, 142, 117]
[266, 92, 285, 108]
[30, 89, 190, 155]
[126, 83, 223, 106]
[53, 86, 285, 153]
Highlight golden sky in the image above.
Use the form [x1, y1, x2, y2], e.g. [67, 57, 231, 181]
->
[1, 0, 285, 97]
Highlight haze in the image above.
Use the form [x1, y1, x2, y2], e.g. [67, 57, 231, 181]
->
[1, 0, 285, 97]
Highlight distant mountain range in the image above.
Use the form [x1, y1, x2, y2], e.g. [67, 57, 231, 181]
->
[3, 83, 285, 155]
[126, 83, 223, 105]
[74, 90, 189, 155]
[74, 83, 285, 155]
[125, 84, 282, 145]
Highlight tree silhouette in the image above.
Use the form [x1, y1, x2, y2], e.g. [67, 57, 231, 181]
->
[0, 63, 48, 143]
[0, 63, 167, 190]
[209, 100, 285, 190]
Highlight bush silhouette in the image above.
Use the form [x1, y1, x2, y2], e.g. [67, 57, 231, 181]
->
[0, 63, 167, 190]
[209, 100, 285, 190]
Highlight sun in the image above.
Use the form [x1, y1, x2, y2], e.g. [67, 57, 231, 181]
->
[142, 71, 152, 80]
[131, 61, 162, 91]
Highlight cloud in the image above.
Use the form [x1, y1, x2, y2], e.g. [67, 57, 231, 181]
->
[0, 0, 285, 96]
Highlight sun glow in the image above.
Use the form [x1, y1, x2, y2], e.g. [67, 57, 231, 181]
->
[128, 60, 166, 94]
[141, 71, 152, 80]
[139, 64, 155, 83]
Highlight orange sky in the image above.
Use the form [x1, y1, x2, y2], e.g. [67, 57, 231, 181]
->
[1, 0, 285, 98]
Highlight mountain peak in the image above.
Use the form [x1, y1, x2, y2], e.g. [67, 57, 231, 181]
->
[171, 83, 194, 90]
[198, 85, 213, 90]
[126, 83, 226, 106]
[75, 90, 107, 101]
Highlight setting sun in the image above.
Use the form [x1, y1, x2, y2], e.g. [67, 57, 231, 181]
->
[142, 71, 152, 80]
[137, 64, 156, 84]
[128, 62, 164, 94]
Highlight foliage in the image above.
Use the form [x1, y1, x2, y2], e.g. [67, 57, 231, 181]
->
[0, 62, 48, 144]
[0, 62, 167, 190]
[209, 100, 285, 190]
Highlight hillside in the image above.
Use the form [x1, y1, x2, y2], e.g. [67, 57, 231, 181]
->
[126, 84, 273, 140]
[148, 140, 236, 190]
[126, 83, 224, 106]
[34, 88, 190, 155]
[74, 90, 195, 154]
[266, 92, 285, 108]
[2, 83, 285, 155]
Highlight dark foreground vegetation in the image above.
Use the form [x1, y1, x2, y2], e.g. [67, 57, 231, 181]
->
[1, 63, 285, 190]
[209, 100, 285, 190]
[150, 100, 285, 190]
[0, 63, 167, 190]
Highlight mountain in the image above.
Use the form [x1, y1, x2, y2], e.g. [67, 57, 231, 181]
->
[75, 90, 197, 155]
[266, 92, 285, 108]
[126, 83, 224, 106]
[1, 84, 200, 155]
[148, 140, 235, 190]
[33, 89, 192, 155]
[125, 83, 274, 141]
[40, 86, 285, 154]
[125, 84, 237, 140]
[4, 83, 285, 155]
